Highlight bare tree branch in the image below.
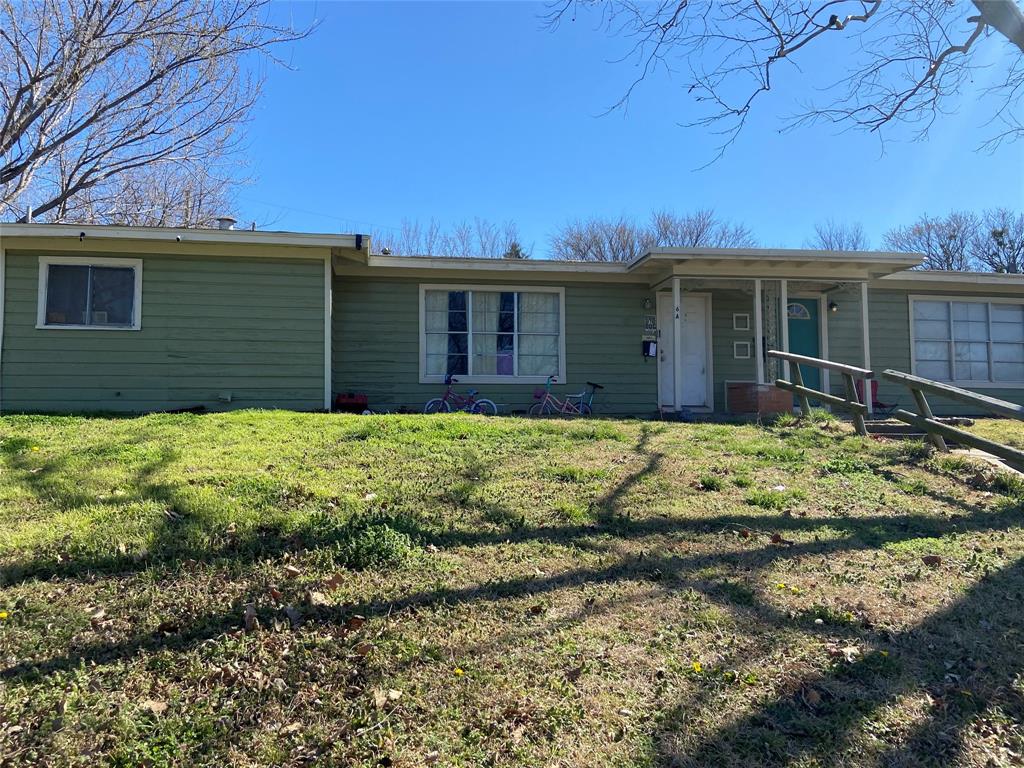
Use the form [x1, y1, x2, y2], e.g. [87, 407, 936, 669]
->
[0, 0, 312, 224]
[547, 0, 1024, 155]
[550, 208, 757, 261]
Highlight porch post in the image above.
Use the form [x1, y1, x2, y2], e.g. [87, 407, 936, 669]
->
[672, 276, 683, 411]
[861, 281, 872, 415]
[753, 279, 764, 384]
[779, 279, 790, 381]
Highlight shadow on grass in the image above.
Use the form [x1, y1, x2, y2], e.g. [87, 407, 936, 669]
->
[656, 556, 1024, 767]
[2, 417, 1023, 768]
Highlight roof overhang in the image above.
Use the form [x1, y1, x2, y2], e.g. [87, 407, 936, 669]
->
[628, 247, 923, 283]
[877, 270, 1024, 295]
[0, 222, 370, 260]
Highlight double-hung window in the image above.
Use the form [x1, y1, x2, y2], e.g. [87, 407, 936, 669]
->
[37, 257, 142, 330]
[911, 296, 1024, 385]
[420, 285, 564, 383]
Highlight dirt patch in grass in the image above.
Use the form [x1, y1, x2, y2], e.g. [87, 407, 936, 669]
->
[0, 413, 1022, 766]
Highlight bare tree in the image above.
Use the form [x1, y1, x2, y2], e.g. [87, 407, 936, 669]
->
[546, 1, 1024, 155]
[549, 215, 654, 262]
[973, 207, 1024, 272]
[805, 219, 869, 250]
[57, 161, 237, 227]
[0, 0, 309, 224]
[373, 217, 529, 258]
[884, 211, 981, 270]
[650, 208, 758, 248]
[550, 209, 757, 261]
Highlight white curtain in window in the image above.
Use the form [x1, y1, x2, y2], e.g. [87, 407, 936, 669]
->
[518, 292, 559, 375]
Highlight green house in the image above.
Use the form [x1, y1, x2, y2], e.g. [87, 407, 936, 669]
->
[1, 222, 1022, 416]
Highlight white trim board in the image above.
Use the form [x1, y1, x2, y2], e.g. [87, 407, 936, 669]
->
[0, 245, 5, 414]
[36, 255, 143, 331]
[417, 283, 567, 385]
[324, 255, 333, 411]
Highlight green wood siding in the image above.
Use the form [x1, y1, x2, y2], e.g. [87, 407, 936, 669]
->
[710, 290, 760, 411]
[333, 278, 658, 415]
[1, 251, 325, 413]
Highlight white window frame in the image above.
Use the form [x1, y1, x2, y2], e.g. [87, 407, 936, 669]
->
[418, 284, 566, 384]
[908, 294, 1024, 388]
[37, 256, 143, 331]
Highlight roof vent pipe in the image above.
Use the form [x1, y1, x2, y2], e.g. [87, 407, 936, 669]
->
[216, 216, 237, 231]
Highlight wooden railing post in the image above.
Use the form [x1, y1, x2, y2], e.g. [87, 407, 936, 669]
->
[791, 362, 811, 417]
[909, 386, 947, 452]
[842, 372, 868, 437]
[883, 370, 1024, 472]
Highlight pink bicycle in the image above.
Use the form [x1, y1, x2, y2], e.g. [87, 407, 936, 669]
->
[424, 375, 498, 415]
[529, 376, 603, 416]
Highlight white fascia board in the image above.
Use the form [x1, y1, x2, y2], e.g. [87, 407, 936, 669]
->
[0, 222, 364, 251]
[878, 270, 1024, 287]
[366, 254, 629, 273]
[629, 248, 924, 271]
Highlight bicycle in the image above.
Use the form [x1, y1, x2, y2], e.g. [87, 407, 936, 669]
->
[528, 376, 603, 416]
[424, 375, 498, 415]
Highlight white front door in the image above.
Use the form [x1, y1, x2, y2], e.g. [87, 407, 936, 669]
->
[657, 293, 711, 409]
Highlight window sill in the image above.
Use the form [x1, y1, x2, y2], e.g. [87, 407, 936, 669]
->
[36, 324, 141, 331]
[420, 375, 563, 385]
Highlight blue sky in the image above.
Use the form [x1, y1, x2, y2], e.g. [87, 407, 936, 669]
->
[240, 1, 1024, 254]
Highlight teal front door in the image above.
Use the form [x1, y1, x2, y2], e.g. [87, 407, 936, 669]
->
[787, 299, 820, 393]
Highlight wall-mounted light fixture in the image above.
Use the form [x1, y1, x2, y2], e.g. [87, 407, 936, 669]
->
[643, 298, 653, 310]
[828, 301, 839, 314]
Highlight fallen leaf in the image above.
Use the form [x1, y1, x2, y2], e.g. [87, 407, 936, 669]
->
[739, 528, 751, 539]
[529, 604, 544, 615]
[353, 642, 373, 656]
[363, 492, 378, 501]
[141, 699, 167, 716]
[280, 721, 302, 735]
[424, 751, 440, 764]
[283, 565, 302, 579]
[801, 687, 822, 708]
[268, 586, 283, 601]
[770, 533, 794, 546]
[243, 604, 258, 633]
[922, 555, 942, 567]
[372, 688, 388, 708]
[345, 614, 366, 631]
[324, 573, 344, 591]
[387, 688, 403, 701]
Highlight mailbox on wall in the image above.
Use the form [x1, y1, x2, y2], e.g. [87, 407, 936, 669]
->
[642, 340, 657, 358]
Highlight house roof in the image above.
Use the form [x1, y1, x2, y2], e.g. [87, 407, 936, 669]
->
[0, 222, 368, 252]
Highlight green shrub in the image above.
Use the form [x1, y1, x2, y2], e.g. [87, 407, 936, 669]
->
[992, 471, 1024, 498]
[303, 512, 415, 570]
[745, 489, 788, 510]
[820, 455, 872, 476]
[697, 474, 724, 492]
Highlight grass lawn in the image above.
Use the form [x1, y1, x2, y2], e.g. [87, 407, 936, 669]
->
[1, 411, 1023, 767]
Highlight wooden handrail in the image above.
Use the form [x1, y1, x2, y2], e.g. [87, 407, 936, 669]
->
[768, 349, 872, 435]
[768, 350, 874, 379]
[883, 369, 1024, 471]
[893, 409, 1024, 472]
[882, 370, 1024, 421]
